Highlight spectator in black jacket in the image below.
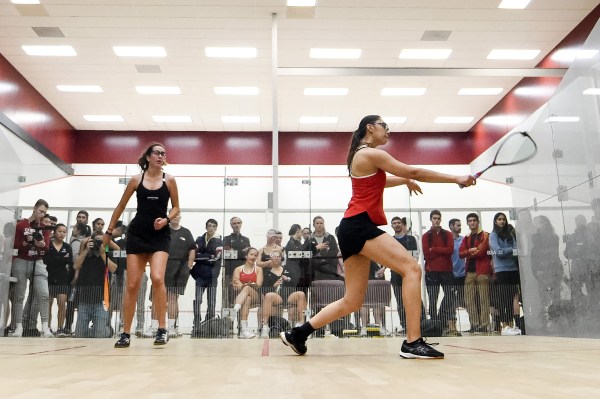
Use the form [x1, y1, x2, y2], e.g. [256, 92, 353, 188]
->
[305, 216, 342, 281]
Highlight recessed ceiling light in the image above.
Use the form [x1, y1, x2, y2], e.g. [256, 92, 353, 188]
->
[84, 115, 124, 122]
[221, 116, 260, 123]
[514, 86, 556, 97]
[205, 47, 257, 58]
[299, 116, 338, 124]
[22, 45, 76, 56]
[487, 49, 540, 60]
[153, 115, 192, 123]
[583, 88, 600, 95]
[381, 88, 426, 96]
[287, 0, 316, 6]
[382, 116, 407, 124]
[113, 46, 166, 57]
[135, 86, 181, 94]
[57, 85, 103, 93]
[214, 87, 259, 95]
[304, 88, 348, 96]
[434, 116, 474, 124]
[309, 48, 362, 59]
[11, 0, 41, 4]
[0, 82, 18, 94]
[545, 116, 580, 123]
[551, 49, 599, 62]
[11, 112, 49, 124]
[458, 88, 503, 95]
[483, 115, 526, 126]
[498, 0, 531, 9]
[399, 49, 452, 59]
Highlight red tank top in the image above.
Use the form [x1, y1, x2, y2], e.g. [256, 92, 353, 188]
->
[343, 168, 387, 226]
[239, 265, 258, 284]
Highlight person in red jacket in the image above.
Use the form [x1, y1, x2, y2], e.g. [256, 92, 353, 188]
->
[422, 210, 459, 335]
[459, 213, 493, 334]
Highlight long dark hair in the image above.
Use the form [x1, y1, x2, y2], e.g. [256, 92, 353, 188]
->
[346, 115, 380, 173]
[137, 142, 166, 171]
[493, 212, 515, 242]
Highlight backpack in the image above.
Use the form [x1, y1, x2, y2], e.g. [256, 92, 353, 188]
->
[267, 316, 291, 338]
[191, 316, 233, 338]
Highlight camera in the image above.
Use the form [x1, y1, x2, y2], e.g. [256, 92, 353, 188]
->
[32, 230, 44, 242]
[93, 236, 104, 251]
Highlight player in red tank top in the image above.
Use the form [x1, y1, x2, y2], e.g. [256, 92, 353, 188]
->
[281, 115, 476, 359]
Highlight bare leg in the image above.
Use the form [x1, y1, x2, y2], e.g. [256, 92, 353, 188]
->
[262, 293, 282, 324]
[167, 292, 178, 319]
[56, 294, 67, 328]
[149, 252, 168, 329]
[122, 254, 150, 334]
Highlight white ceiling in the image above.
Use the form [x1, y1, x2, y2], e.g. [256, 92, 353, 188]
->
[0, 0, 598, 133]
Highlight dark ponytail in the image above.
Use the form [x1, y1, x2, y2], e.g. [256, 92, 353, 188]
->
[137, 142, 166, 171]
[346, 115, 380, 173]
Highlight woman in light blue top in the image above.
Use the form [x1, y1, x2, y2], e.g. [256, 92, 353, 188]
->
[489, 212, 521, 335]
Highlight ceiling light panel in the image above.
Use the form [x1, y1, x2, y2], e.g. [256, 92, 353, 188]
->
[299, 116, 338, 124]
[22, 45, 76, 56]
[382, 116, 407, 124]
[551, 49, 599, 62]
[434, 116, 474, 124]
[498, 0, 531, 9]
[57, 85, 103, 93]
[135, 86, 181, 94]
[458, 88, 503, 95]
[304, 88, 348, 96]
[399, 49, 452, 59]
[205, 47, 257, 58]
[153, 115, 192, 123]
[84, 115, 123, 122]
[309, 48, 362, 59]
[483, 115, 526, 126]
[487, 49, 540, 60]
[113, 46, 166, 57]
[514, 86, 556, 97]
[222, 116, 260, 123]
[381, 88, 426, 96]
[214, 87, 259, 95]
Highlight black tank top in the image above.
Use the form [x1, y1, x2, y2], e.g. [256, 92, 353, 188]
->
[136, 172, 169, 219]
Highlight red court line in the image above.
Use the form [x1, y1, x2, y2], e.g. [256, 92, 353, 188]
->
[25, 345, 87, 355]
[262, 338, 270, 356]
[444, 344, 500, 353]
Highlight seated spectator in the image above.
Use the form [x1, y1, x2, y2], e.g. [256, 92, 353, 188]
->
[260, 248, 307, 338]
[231, 248, 263, 339]
[257, 229, 283, 269]
[44, 223, 73, 338]
[73, 231, 117, 338]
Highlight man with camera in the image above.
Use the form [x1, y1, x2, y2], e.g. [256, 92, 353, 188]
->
[74, 230, 116, 338]
[11, 199, 52, 337]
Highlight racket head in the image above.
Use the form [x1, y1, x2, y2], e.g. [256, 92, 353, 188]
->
[492, 131, 537, 166]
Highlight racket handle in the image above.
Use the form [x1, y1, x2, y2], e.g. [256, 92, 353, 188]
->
[459, 173, 481, 189]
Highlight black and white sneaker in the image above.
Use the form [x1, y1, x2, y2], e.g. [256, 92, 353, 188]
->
[399, 337, 444, 359]
[280, 329, 307, 356]
[114, 333, 131, 348]
[154, 328, 169, 346]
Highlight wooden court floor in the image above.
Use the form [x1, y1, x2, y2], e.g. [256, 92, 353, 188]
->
[1, 335, 599, 398]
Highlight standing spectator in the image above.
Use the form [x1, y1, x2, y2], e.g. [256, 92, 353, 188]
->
[10, 199, 51, 338]
[45, 223, 73, 337]
[260, 248, 307, 337]
[284, 224, 308, 291]
[74, 231, 117, 338]
[257, 229, 283, 269]
[190, 219, 223, 333]
[164, 214, 195, 337]
[301, 228, 311, 244]
[389, 216, 419, 332]
[449, 218, 465, 332]
[231, 248, 263, 339]
[71, 210, 91, 240]
[91, 218, 105, 234]
[108, 222, 126, 333]
[64, 222, 89, 336]
[222, 216, 251, 305]
[305, 216, 341, 281]
[459, 213, 493, 334]
[422, 210, 457, 335]
[489, 212, 521, 336]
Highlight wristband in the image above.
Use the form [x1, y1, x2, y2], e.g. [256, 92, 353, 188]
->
[166, 216, 171, 223]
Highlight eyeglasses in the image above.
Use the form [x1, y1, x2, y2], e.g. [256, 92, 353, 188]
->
[151, 150, 167, 157]
[374, 122, 389, 132]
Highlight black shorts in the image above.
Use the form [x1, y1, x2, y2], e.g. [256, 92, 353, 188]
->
[164, 259, 190, 295]
[49, 284, 69, 297]
[337, 212, 386, 261]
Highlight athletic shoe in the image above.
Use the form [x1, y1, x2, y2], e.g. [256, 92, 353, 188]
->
[501, 326, 522, 336]
[40, 329, 54, 338]
[167, 327, 179, 338]
[142, 326, 157, 338]
[280, 329, 307, 356]
[399, 338, 444, 359]
[114, 333, 131, 348]
[11, 326, 23, 337]
[260, 326, 270, 339]
[240, 329, 256, 339]
[56, 328, 67, 338]
[134, 327, 144, 337]
[154, 328, 169, 345]
[359, 327, 368, 337]
[379, 327, 393, 337]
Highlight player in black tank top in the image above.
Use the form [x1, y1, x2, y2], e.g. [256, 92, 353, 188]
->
[104, 143, 180, 348]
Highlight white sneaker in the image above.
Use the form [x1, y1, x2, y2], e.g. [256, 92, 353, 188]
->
[359, 327, 368, 337]
[41, 329, 54, 338]
[260, 326, 270, 338]
[142, 326, 157, 338]
[501, 326, 521, 336]
[379, 327, 392, 336]
[167, 327, 179, 338]
[11, 326, 23, 337]
[240, 329, 256, 339]
[134, 327, 144, 337]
